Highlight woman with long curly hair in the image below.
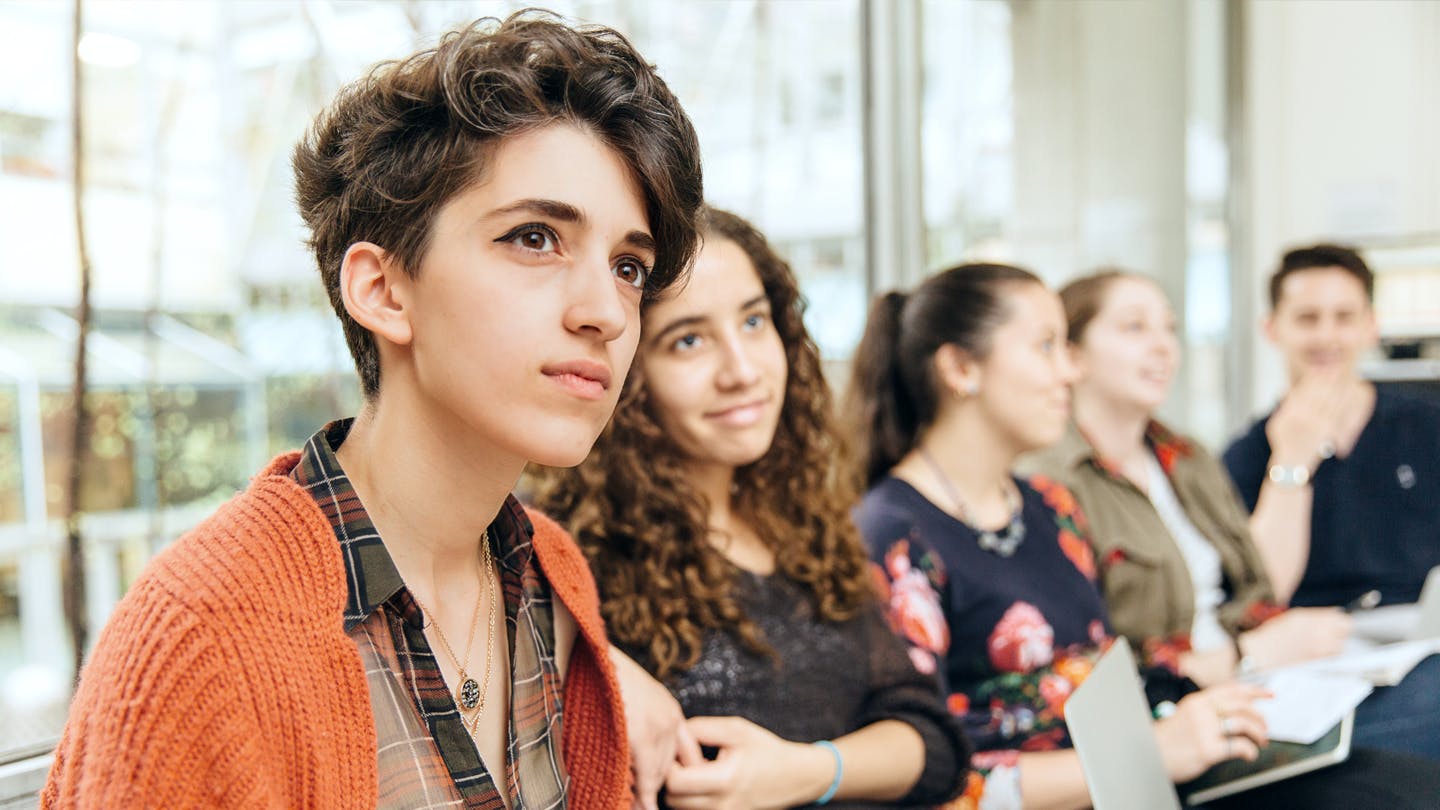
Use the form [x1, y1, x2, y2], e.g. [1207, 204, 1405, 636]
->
[535, 207, 967, 808]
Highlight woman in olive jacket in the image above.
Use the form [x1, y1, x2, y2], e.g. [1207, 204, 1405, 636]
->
[1023, 269, 1440, 760]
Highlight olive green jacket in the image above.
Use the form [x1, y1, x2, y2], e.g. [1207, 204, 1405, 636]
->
[1021, 421, 1277, 647]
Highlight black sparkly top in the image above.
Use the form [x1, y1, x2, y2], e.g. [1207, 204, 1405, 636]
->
[628, 568, 968, 808]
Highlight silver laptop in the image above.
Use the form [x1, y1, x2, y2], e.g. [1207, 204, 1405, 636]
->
[1183, 712, 1353, 804]
[1416, 566, 1440, 639]
[1350, 565, 1440, 643]
[1066, 637, 1354, 807]
[1064, 638, 1183, 810]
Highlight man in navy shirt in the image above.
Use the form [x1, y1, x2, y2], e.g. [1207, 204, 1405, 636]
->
[1223, 244, 1440, 608]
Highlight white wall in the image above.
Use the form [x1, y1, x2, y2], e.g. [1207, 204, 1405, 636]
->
[1243, 0, 1440, 415]
[1010, 0, 1194, 424]
[1011, 0, 1189, 290]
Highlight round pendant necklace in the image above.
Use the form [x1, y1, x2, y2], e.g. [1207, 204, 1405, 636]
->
[918, 449, 1026, 557]
[411, 530, 497, 734]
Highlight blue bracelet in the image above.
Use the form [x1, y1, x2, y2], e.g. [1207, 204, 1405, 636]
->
[814, 739, 842, 806]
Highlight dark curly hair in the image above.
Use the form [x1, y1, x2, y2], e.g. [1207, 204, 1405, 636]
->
[293, 10, 703, 398]
[533, 207, 873, 680]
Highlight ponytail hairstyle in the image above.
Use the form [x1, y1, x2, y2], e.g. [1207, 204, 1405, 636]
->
[845, 263, 1043, 488]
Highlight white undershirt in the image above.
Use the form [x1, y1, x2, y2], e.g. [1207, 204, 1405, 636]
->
[1144, 453, 1230, 652]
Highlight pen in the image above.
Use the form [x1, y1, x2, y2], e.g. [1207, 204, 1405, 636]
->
[1344, 589, 1381, 613]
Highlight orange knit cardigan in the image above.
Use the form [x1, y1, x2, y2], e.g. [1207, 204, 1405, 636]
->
[42, 454, 630, 808]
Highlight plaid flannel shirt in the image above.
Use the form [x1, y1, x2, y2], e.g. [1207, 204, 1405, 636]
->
[291, 419, 568, 809]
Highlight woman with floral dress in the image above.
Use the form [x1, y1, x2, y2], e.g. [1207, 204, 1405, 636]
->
[846, 262, 1440, 810]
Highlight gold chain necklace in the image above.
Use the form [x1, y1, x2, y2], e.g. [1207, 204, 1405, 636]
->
[411, 530, 497, 736]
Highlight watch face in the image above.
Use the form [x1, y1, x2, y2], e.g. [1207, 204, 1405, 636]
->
[1267, 464, 1310, 487]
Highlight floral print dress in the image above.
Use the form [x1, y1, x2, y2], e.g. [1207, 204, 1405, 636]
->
[854, 474, 1112, 809]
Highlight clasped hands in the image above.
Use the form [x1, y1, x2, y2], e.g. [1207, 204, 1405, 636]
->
[613, 646, 829, 810]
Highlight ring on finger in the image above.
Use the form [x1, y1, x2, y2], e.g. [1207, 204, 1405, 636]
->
[1220, 715, 1236, 736]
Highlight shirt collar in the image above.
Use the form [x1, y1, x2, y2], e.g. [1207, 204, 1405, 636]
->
[290, 418, 538, 631]
[1049, 421, 1097, 471]
[1143, 419, 1194, 475]
[1055, 418, 1195, 478]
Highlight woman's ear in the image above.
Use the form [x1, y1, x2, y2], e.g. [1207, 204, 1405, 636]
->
[934, 343, 981, 399]
[340, 242, 414, 349]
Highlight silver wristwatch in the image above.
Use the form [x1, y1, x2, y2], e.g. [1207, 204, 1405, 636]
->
[1266, 463, 1311, 487]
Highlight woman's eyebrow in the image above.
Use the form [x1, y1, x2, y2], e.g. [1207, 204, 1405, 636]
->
[482, 198, 654, 256]
[650, 314, 708, 345]
[650, 294, 769, 345]
[483, 197, 584, 224]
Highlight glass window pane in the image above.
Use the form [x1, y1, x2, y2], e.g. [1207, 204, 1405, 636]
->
[0, 0, 869, 762]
